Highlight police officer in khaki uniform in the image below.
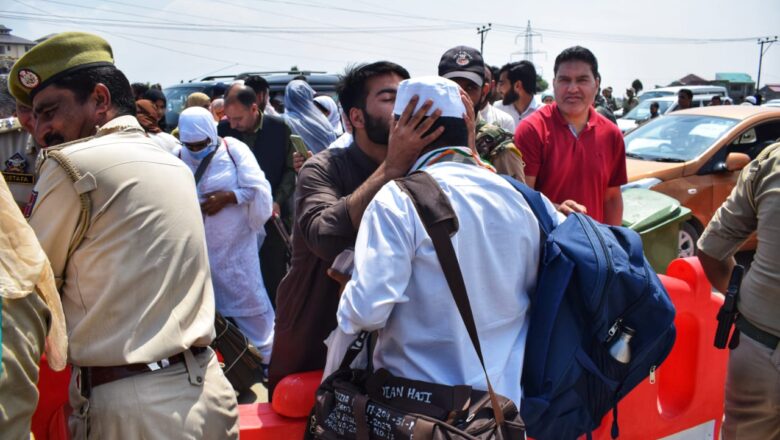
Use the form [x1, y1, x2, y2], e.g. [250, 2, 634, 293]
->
[0, 75, 37, 208]
[698, 142, 780, 440]
[9, 32, 239, 439]
[0, 174, 68, 439]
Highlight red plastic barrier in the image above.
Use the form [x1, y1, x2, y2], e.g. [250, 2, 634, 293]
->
[31, 355, 71, 440]
[237, 402, 308, 439]
[590, 257, 729, 439]
[238, 370, 321, 438]
[272, 370, 322, 418]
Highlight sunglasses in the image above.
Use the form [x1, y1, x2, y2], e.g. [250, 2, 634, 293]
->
[183, 139, 210, 149]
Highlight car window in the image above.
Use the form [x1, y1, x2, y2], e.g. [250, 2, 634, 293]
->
[622, 100, 673, 120]
[727, 120, 780, 159]
[638, 91, 674, 101]
[163, 87, 203, 115]
[625, 115, 739, 162]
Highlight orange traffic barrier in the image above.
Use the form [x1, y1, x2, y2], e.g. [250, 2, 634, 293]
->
[590, 257, 729, 439]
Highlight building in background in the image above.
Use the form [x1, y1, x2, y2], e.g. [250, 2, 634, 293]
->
[758, 84, 780, 102]
[0, 26, 35, 74]
[713, 73, 756, 103]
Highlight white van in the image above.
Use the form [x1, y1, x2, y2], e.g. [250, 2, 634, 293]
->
[638, 85, 729, 102]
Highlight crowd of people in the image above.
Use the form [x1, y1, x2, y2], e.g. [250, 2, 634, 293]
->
[0, 29, 778, 440]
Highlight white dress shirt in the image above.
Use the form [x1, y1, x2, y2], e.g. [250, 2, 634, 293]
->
[495, 98, 540, 129]
[335, 146, 561, 406]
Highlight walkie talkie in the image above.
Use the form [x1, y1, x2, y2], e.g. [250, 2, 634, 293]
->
[714, 264, 744, 349]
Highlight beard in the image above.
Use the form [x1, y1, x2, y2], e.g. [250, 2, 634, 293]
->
[364, 111, 390, 145]
[502, 88, 519, 106]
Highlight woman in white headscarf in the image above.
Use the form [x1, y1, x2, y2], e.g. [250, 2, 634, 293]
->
[283, 80, 336, 154]
[313, 94, 344, 136]
[178, 106, 275, 364]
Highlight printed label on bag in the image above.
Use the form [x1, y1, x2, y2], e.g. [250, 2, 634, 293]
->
[322, 390, 416, 439]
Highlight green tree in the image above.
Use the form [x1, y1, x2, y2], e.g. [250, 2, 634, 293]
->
[631, 79, 644, 94]
[536, 75, 549, 93]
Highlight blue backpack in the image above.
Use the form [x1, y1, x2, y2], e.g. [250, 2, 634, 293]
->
[502, 176, 677, 439]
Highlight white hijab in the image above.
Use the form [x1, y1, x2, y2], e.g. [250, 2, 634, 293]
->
[178, 106, 219, 148]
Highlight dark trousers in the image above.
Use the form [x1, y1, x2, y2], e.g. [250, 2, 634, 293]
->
[260, 221, 289, 308]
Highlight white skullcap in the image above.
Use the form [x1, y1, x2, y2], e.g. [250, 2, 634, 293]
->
[392, 76, 466, 119]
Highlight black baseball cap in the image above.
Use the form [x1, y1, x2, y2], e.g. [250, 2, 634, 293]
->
[438, 46, 484, 87]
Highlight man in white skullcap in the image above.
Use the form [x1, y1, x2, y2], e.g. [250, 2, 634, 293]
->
[327, 76, 561, 407]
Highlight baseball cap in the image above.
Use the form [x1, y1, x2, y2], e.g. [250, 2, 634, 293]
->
[438, 46, 484, 87]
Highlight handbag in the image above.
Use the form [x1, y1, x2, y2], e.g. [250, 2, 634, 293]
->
[306, 171, 525, 439]
[211, 313, 265, 391]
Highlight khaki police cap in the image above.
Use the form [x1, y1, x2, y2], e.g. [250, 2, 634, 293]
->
[9, 32, 114, 107]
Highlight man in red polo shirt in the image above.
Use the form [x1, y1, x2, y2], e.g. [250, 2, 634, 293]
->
[514, 46, 625, 225]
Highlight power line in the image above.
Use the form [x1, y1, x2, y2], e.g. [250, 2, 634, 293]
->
[9, 0, 273, 70]
[6, 0, 440, 74]
[0, 11, 464, 34]
[211, 0, 451, 56]
[494, 24, 763, 45]
[250, 0, 477, 26]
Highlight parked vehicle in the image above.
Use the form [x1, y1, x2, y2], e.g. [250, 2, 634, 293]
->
[618, 97, 675, 133]
[763, 98, 780, 108]
[637, 85, 729, 102]
[162, 70, 340, 130]
[162, 81, 228, 130]
[618, 94, 728, 134]
[622, 106, 780, 257]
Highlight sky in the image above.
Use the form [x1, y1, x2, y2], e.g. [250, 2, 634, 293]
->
[2, 0, 780, 95]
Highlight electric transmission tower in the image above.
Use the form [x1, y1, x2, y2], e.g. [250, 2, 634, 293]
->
[512, 21, 545, 64]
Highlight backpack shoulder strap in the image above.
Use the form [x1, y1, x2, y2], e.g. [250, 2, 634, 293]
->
[500, 174, 554, 237]
[395, 170, 507, 428]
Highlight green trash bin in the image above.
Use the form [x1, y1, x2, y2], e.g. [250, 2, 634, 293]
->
[621, 188, 691, 274]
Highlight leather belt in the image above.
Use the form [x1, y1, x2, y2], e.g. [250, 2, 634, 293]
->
[84, 346, 209, 389]
[736, 316, 779, 351]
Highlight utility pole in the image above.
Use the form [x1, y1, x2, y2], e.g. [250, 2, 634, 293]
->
[757, 36, 778, 93]
[477, 24, 492, 54]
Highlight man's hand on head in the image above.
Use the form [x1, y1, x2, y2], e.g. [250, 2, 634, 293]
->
[385, 95, 444, 178]
[458, 88, 476, 151]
